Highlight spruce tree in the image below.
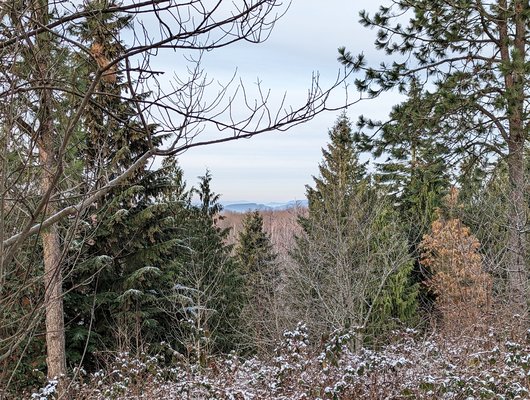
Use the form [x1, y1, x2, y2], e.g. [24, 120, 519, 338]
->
[62, 0, 167, 365]
[236, 211, 280, 353]
[171, 172, 244, 361]
[237, 211, 278, 276]
[63, 160, 191, 364]
[289, 114, 417, 343]
[356, 89, 451, 317]
[363, 86, 450, 245]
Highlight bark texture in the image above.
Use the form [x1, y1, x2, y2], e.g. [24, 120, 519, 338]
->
[38, 102, 67, 395]
[500, 0, 528, 317]
[34, 0, 67, 393]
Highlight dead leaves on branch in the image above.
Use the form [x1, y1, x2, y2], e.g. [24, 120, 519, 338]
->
[90, 42, 116, 83]
[420, 190, 492, 333]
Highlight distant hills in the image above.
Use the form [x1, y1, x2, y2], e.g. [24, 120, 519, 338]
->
[222, 200, 308, 213]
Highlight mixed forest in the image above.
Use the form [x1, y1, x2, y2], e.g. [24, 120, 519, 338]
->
[3, 0, 530, 399]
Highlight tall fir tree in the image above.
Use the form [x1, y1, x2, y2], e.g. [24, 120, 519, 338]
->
[63, 159, 191, 365]
[61, 0, 170, 368]
[355, 88, 451, 316]
[236, 211, 281, 353]
[289, 114, 417, 344]
[368, 86, 450, 245]
[170, 172, 245, 362]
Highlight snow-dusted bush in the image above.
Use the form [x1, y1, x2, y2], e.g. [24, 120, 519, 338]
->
[66, 324, 530, 399]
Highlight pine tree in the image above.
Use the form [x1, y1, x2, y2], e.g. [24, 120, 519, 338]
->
[236, 211, 280, 353]
[289, 114, 417, 343]
[340, 0, 530, 314]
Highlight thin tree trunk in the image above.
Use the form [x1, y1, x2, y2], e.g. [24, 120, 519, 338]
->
[507, 137, 527, 319]
[500, 0, 528, 318]
[42, 226, 67, 384]
[34, 0, 67, 393]
[38, 108, 67, 396]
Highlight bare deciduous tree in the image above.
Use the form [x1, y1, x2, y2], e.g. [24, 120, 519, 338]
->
[0, 0, 353, 395]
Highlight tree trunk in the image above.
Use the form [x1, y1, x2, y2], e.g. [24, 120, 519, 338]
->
[42, 226, 67, 385]
[34, 0, 67, 392]
[502, 0, 528, 321]
[507, 138, 528, 320]
[39, 117, 67, 396]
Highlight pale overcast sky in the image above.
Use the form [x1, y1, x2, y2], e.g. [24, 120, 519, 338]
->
[173, 0, 400, 203]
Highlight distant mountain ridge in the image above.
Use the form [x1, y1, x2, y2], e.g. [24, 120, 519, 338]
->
[222, 200, 308, 213]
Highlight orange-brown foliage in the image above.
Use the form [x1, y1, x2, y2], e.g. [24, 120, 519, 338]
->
[90, 42, 117, 83]
[420, 190, 492, 334]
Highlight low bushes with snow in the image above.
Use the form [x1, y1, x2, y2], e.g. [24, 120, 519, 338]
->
[32, 322, 530, 399]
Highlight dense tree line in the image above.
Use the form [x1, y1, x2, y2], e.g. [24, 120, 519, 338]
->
[4, 110, 505, 397]
[0, 0, 348, 397]
[3, 0, 530, 398]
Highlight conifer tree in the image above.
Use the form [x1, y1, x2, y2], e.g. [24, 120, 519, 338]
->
[172, 172, 244, 361]
[236, 211, 280, 353]
[289, 114, 417, 342]
[64, 165, 246, 367]
[64, 160, 191, 364]
[340, 0, 530, 314]
[363, 86, 450, 245]
[237, 211, 278, 277]
[356, 89, 451, 317]
[63, 0, 175, 364]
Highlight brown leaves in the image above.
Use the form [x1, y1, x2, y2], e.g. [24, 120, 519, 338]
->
[90, 42, 117, 83]
[420, 194, 491, 333]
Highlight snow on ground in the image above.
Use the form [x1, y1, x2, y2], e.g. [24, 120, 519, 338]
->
[31, 323, 530, 399]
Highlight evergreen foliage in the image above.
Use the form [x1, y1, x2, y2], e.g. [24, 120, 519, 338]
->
[236, 211, 281, 353]
[355, 89, 452, 318]
[237, 211, 278, 275]
[64, 164, 246, 369]
[63, 0, 177, 366]
[290, 114, 417, 343]
[339, 0, 530, 312]
[456, 159, 510, 292]
[173, 172, 245, 360]
[63, 162, 190, 365]
[363, 87, 450, 245]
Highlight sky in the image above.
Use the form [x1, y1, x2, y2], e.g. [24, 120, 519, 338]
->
[172, 0, 400, 203]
